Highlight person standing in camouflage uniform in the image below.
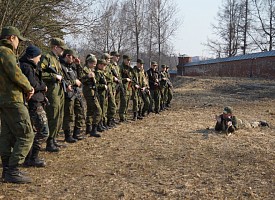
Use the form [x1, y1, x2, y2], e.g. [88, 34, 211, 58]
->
[40, 38, 68, 152]
[0, 26, 34, 183]
[165, 66, 173, 107]
[60, 49, 85, 143]
[102, 53, 117, 128]
[136, 59, 151, 117]
[95, 59, 109, 130]
[20, 45, 49, 168]
[110, 51, 122, 123]
[119, 55, 134, 122]
[81, 54, 101, 137]
[132, 59, 144, 120]
[147, 61, 161, 114]
[159, 64, 168, 111]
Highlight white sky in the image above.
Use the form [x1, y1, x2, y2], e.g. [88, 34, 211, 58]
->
[172, 0, 221, 57]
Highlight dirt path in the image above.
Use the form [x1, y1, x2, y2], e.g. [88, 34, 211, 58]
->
[0, 76, 274, 199]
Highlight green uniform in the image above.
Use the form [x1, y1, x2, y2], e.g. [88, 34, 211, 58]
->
[105, 64, 117, 122]
[40, 51, 65, 140]
[166, 71, 173, 106]
[110, 61, 122, 108]
[61, 60, 85, 132]
[82, 66, 102, 126]
[95, 68, 108, 123]
[147, 68, 161, 113]
[132, 66, 142, 113]
[0, 39, 34, 166]
[119, 62, 134, 121]
[160, 70, 168, 109]
[140, 69, 151, 115]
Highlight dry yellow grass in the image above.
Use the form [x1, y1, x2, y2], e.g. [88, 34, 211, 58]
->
[0, 76, 274, 199]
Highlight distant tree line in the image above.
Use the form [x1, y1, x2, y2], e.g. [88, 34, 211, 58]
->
[0, 0, 179, 70]
[206, 0, 275, 58]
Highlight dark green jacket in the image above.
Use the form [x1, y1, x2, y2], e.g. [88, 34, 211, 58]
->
[0, 39, 32, 105]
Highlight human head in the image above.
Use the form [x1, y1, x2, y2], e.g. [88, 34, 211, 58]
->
[0, 26, 28, 50]
[223, 106, 233, 117]
[101, 53, 111, 64]
[49, 37, 67, 57]
[123, 55, 131, 66]
[150, 61, 158, 70]
[86, 54, 97, 68]
[25, 45, 42, 65]
[63, 49, 76, 64]
[110, 51, 120, 63]
[97, 59, 107, 70]
[161, 64, 167, 71]
[137, 58, 144, 69]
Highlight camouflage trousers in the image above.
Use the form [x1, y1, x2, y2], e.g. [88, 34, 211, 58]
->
[0, 103, 34, 166]
[107, 85, 117, 120]
[84, 94, 102, 126]
[29, 104, 49, 150]
[141, 90, 151, 114]
[63, 96, 85, 131]
[119, 89, 132, 120]
[150, 89, 161, 113]
[98, 90, 108, 123]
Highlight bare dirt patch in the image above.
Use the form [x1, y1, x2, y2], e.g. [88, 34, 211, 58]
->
[1, 76, 274, 199]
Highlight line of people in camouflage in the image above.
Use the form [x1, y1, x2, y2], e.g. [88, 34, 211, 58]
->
[0, 26, 173, 184]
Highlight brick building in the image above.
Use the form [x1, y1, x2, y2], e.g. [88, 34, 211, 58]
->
[177, 51, 275, 78]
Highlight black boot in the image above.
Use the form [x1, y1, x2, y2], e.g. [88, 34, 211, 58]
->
[89, 124, 101, 137]
[1, 156, 9, 179]
[73, 127, 85, 140]
[132, 112, 138, 121]
[107, 118, 116, 128]
[64, 130, 77, 143]
[24, 148, 45, 168]
[102, 120, 110, 130]
[46, 138, 60, 152]
[86, 125, 92, 135]
[4, 165, 32, 184]
[97, 122, 105, 132]
[137, 110, 144, 120]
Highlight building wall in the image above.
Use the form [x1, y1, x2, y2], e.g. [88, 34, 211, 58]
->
[177, 57, 275, 78]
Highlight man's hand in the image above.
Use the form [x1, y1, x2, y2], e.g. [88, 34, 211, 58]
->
[126, 78, 131, 82]
[56, 75, 62, 81]
[26, 87, 35, 101]
[75, 79, 82, 87]
[74, 57, 81, 65]
[104, 85, 108, 90]
[88, 72, 95, 78]
[135, 84, 140, 89]
[114, 77, 119, 82]
[67, 85, 73, 92]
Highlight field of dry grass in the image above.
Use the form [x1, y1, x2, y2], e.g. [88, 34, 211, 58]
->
[0, 76, 274, 199]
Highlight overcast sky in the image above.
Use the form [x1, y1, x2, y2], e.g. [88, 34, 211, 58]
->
[172, 0, 222, 57]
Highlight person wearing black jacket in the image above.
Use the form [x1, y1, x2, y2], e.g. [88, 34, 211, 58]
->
[60, 49, 85, 142]
[19, 45, 49, 167]
[147, 61, 161, 114]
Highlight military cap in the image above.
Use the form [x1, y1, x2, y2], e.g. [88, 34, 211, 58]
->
[137, 58, 144, 64]
[161, 64, 167, 68]
[101, 53, 111, 60]
[123, 55, 131, 60]
[223, 106, 233, 114]
[110, 51, 120, 57]
[86, 54, 97, 62]
[151, 61, 158, 66]
[50, 38, 67, 49]
[1, 26, 28, 41]
[63, 49, 77, 58]
[97, 59, 107, 65]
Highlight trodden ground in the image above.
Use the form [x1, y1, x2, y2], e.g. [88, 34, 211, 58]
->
[0, 76, 274, 199]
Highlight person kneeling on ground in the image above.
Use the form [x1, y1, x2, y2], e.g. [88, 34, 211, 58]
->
[215, 106, 239, 133]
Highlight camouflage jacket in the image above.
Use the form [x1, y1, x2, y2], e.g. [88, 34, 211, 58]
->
[0, 39, 32, 105]
[120, 62, 134, 91]
[81, 66, 97, 97]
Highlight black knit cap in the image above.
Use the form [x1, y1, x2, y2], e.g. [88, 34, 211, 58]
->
[26, 45, 41, 58]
